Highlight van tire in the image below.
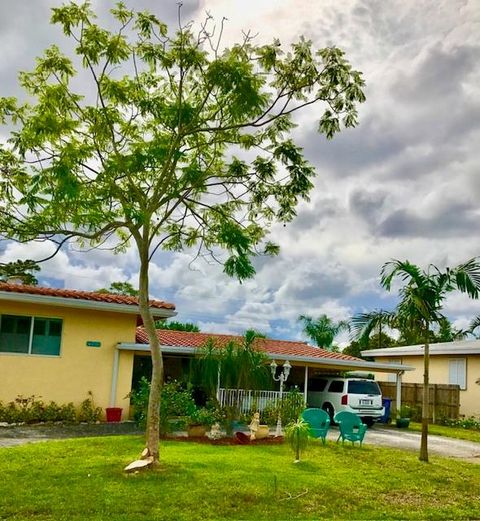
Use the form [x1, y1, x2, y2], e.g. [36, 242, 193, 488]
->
[363, 417, 375, 427]
[323, 403, 335, 423]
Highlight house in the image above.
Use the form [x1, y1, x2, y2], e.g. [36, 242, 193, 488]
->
[0, 282, 412, 419]
[363, 340, 480, 417]
[122, 328, 413, 410]
[0, 282, 175, 419]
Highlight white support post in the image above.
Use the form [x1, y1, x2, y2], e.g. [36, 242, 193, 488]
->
[396, 371, 403, 416]
[303, 366, 309, 405]
[109, 348, 120, 408]
[216, 366, 221, 401]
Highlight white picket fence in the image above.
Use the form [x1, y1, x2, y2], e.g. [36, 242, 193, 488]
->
[218, 388, 281, 413]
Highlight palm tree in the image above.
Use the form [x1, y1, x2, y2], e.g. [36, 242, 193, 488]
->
[353, 258, 480, 462]
[298, 314, 350, 350]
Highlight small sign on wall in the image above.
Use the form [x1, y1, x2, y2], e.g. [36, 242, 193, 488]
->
[86, 341, 101, 348]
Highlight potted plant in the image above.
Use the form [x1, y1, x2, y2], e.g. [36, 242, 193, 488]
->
[187, 407, 215, 437]
[396, 405, 411, 428]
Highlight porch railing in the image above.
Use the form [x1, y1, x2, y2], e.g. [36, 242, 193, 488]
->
[218, 388, 281, 413]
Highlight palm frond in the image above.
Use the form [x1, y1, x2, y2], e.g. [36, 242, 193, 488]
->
[350, 310, 395, 346]
[381, 259, 426, 291]
[450, 257, 480, 299]
[469, 314, 480, 335]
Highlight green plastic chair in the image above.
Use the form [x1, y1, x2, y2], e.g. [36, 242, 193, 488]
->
[334, 411, 367, 446]
[301, 408, 331, 445]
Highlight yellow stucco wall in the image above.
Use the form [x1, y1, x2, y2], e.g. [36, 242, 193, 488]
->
[374, 355, 480, 418]
[0, 301, 137, 419]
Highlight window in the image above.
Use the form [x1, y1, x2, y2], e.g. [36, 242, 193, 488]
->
[0, 315, 62, 356]
[347, 380, 381, 395]
[309, 378, 328, 392]
[449, 358, 466, 390]
[328, 380, 344, 393]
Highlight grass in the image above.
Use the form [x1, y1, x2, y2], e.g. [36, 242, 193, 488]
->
[400, 422, 480, 443]
[1, 436, 480, 521]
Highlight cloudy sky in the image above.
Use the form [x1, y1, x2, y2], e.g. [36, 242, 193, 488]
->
[1, 0, 479, 345]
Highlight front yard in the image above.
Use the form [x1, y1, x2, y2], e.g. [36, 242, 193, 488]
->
[1, 436, 480, 520]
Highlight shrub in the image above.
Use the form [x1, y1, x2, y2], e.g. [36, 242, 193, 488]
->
[0, 395, 99, 424]
[440, 416, 480, 430]
[77, 392, 102, 423]
[261, 389, 306, 427]
[130, 378, 197, 433]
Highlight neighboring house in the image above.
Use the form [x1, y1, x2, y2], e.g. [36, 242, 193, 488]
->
[0, 282, 412, 419]
[0, 282, 175, 419]
[363, 340, 480, 417]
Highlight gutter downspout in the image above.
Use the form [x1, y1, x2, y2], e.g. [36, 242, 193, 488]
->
[109, 348, 120, 408]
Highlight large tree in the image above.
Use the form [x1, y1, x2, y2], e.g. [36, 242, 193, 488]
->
[298, 314, 350, 350]
[353, 259, 480, 462]
[0, 2, 365, 465]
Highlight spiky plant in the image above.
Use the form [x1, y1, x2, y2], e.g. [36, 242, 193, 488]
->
[285, 418, 310, 463]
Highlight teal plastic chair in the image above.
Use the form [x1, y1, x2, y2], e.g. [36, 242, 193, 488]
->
[334, 411, 367, 446]
[301, 408, 331, 445]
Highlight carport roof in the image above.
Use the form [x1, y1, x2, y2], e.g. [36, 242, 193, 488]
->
[118, 328, 413, 373]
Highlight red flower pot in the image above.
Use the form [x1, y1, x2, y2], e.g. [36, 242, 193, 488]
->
[106, 407, 123, 422]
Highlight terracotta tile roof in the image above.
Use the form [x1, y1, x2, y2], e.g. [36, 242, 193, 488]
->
[136, 328, 360, 361]
[0, 282, 175, 310]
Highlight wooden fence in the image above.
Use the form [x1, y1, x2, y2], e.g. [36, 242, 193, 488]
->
[378, 382, 460, 422]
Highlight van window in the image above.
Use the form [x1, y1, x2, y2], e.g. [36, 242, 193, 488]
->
[328, 380, 344, 393]
[309, 378, 328, 392]
[348, 380, 381, 395]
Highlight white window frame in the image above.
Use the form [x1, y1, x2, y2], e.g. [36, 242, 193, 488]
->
[448, 358, 466, 390]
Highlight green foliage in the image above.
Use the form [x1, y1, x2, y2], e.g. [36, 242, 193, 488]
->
[285, 418, 310, 461]
[0, 395, 90, 424]
[298, 314, 349, 349]
[156, 321, 200, 332]
[77, 392, 103, 423]
[262, 389, 305, 426]
[192, 330, 271, 401]
[398, 405, 412, 419]
[0, 259, 40, 285]
[187, 407, 217, 427]
[0, 2, 365, 284]
[96, 281, 139, 297]
[130, 378, 197, 433]
[439, 416, 480, 430]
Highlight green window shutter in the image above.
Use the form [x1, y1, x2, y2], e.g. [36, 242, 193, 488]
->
[0, 315, 31, 353]
[31, 318, 62, 356]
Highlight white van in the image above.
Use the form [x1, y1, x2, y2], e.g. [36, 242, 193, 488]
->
[307, 376, 384, 426]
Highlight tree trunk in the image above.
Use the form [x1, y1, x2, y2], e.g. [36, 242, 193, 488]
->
[138, 246, 164, 465]
[419, 323, 429, 462]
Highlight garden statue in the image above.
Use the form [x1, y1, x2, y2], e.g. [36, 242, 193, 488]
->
[208, 422, 223, 440]
[249, 412, 261, 440]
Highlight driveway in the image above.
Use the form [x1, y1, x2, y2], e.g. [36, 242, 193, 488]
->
[329, 425, 480, 463]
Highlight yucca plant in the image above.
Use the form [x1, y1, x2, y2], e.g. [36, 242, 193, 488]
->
[285, 419, 310, 463]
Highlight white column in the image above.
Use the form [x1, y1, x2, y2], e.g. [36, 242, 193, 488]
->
[216, 365, 221, 401]
[109, 348, 120, 407]
[396, 371, 403, 416]
[303, 366, 309, 405]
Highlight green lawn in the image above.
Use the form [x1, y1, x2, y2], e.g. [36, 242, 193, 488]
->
[406, 422, 480, 443]
[1, 436, 480, 521]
